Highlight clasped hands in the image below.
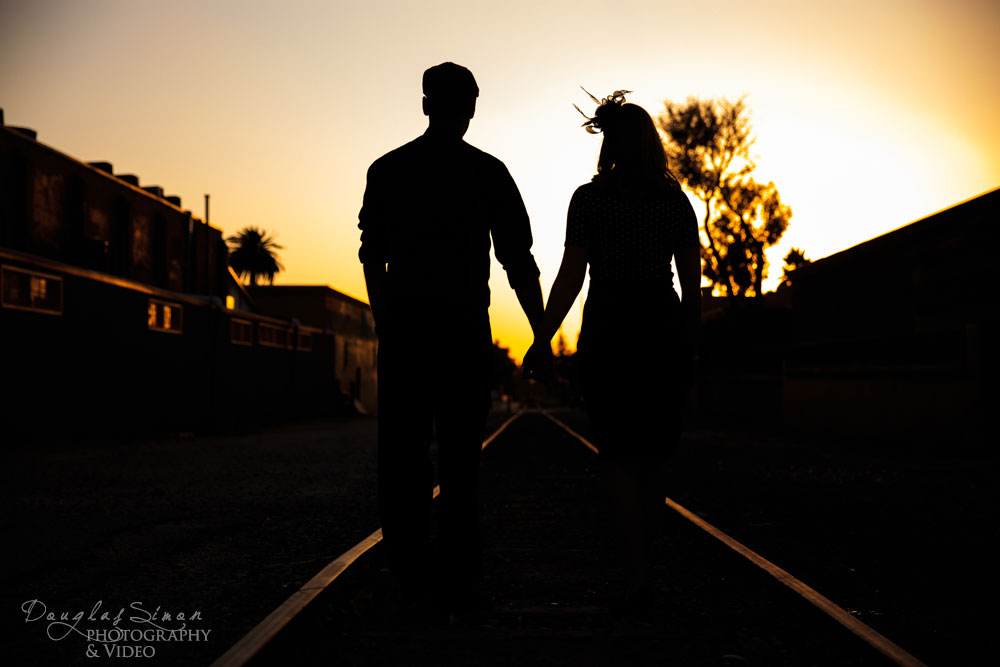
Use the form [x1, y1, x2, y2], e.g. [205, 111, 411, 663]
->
[521, 339, 555, 383]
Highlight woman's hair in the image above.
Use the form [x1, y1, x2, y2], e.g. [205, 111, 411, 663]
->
[583, 98, 678, 188]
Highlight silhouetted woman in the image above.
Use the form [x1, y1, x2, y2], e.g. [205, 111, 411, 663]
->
[524, 91, 702, 611]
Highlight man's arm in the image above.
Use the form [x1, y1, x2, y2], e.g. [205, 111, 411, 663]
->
[513, 277, 545, 336]
[491, 163, 543, 333]
[362, 262, 387, 330]
[359, 161, 389, 332]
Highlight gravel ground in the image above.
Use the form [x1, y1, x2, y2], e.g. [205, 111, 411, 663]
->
[5, 406, 995, 665]
[4, 416, 382, 666]
[553, 409, 998, 665]
[258, 412, 897, 666]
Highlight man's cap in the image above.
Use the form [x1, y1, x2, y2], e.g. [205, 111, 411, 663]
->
[422, 62, 479, 100]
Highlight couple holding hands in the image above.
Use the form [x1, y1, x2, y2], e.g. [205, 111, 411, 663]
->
[359, 62, 701, 617]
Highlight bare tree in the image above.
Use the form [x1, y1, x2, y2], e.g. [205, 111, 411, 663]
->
[555, 330, 569, 357]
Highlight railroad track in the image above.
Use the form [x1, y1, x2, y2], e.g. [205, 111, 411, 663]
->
[212, 409, 925, 667]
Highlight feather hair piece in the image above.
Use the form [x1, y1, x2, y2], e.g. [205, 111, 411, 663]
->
[573, 87, 633, 133]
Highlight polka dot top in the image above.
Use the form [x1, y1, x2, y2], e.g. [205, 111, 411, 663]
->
[565, 179, 700, 283]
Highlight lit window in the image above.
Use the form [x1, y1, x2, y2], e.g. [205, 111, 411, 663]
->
[226, 295, 235, 310]
[148, 298, 183, 334]
[1, 265, 63, 315]
[30, 277, 47, 301]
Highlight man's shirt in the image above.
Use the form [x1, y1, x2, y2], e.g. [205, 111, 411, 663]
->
[358, 132, 540, 311]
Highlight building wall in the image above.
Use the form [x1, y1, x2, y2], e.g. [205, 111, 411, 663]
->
[250, 286, 378, 414]
[1, 124, 224, 299]
[695, 188, 997, 444]
[1, 118, 374, 433]
[1, 248, 345, 436]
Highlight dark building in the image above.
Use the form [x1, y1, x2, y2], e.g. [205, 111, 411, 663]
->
[0, 110, 374, 435]
[250, 285, 377, 414]
[0, 116, 225, 297]
[697, 187, 997, 444]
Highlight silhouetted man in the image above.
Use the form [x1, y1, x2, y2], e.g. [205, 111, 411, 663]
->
[359, 63, 544, 613]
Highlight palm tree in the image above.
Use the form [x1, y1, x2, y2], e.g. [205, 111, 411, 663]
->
[226, 226, 285, 286]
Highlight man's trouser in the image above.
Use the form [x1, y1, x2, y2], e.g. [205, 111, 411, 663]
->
[375, 307, 492, 600]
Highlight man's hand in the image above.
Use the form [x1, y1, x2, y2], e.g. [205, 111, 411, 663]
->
[522, 341, 554, 383]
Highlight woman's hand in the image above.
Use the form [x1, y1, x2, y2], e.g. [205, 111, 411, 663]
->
[522, 341, 554, 382]
[521, 246, 587, 384]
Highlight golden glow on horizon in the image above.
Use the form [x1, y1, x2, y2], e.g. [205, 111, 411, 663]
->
[2, 0, 998, 362]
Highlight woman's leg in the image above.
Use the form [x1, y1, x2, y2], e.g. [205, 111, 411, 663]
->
[604, 460, 647, 593]
[604, 458, 668, 596]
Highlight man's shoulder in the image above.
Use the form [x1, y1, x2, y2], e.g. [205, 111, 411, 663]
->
[368, 138, 424, 174]
[367, 137, 511, 180]
[460, 142, 505, 167]
[453, 142, 514, 180]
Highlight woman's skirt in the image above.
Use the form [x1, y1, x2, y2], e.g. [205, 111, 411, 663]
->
[577, 281, 686, 462]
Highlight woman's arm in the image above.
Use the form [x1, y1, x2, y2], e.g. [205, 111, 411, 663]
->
[674, 246, 702, 375]
[522, 246, 587, 378]
[537, 246, 588, 343]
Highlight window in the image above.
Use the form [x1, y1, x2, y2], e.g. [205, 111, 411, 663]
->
[258, 322, 291, 349]
[147, 298, 183, 333]
[1, 265, 63, 315]
[230, 318, 253, 346]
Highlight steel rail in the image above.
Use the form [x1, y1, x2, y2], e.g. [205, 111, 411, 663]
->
[210, 409, 525, 667]
[540, 409, 927, 667]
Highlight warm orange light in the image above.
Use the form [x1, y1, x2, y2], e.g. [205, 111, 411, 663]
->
[5, 1, 996, 362]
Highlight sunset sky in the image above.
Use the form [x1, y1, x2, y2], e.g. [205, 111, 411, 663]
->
[2, 0, 998, 360]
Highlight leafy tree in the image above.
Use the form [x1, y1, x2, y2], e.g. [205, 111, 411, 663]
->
[780, 247, 811, 286]
[658, 97, 792, 297]
[555, 330, 569, 357]
[492, 340, 516, 396]
[227, 226, 285, 286]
